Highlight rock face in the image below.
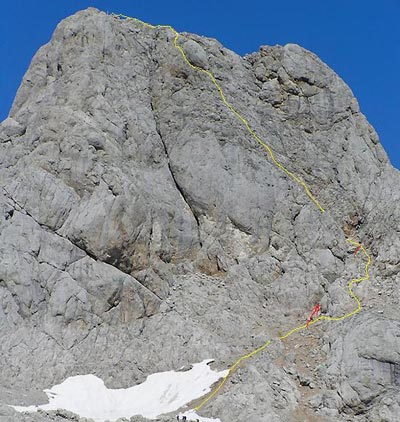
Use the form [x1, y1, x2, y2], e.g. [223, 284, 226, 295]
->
[0, 7, 399, 422]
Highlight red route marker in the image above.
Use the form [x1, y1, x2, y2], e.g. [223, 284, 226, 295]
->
[306, 303, 320, 328]
[354, 245, 361, 255]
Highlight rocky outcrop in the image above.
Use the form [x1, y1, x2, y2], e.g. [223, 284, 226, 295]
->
[0, 7, 399, 421]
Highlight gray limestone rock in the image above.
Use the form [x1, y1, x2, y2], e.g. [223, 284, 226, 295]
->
[0, 7, 399, 422]
[182, 39, 209, 69]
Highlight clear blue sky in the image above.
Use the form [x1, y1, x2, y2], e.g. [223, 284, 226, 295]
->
[1, 0, 398, 168]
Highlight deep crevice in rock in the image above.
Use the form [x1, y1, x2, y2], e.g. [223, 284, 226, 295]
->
[149, 99, 203, 248]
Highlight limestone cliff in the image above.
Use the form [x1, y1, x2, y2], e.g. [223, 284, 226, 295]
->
[0, 8, 399, 422]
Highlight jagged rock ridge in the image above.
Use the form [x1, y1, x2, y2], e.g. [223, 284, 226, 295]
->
[0, 7, 399, 422]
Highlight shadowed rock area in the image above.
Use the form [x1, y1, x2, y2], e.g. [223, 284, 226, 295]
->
[0, 7, 399, 422]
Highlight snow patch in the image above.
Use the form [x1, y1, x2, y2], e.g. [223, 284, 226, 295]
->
[179, 409, 222, 421]
[10, 359, 226, 422]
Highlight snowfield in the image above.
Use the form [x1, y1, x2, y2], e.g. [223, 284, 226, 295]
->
[10, 359, 227, 422]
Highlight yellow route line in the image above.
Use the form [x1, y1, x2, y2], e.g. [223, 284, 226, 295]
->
[111, 13, 324, 212]
[111, 13, 372, 412]
[195, 239, 370, 410]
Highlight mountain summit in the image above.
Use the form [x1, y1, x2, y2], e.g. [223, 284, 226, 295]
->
[1, 8, 399, 422]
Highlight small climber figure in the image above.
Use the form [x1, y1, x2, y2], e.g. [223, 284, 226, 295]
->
[306, 303, 320, 328]
[354, 245, 361, 255]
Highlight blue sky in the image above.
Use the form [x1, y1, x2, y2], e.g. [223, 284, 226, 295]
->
[1, 0, 398, 168]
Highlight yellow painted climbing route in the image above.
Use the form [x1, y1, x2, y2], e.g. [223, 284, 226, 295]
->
[111, 13, 324, 212]
[111, 13, 372, 412]
[195, 239, 370, 410]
